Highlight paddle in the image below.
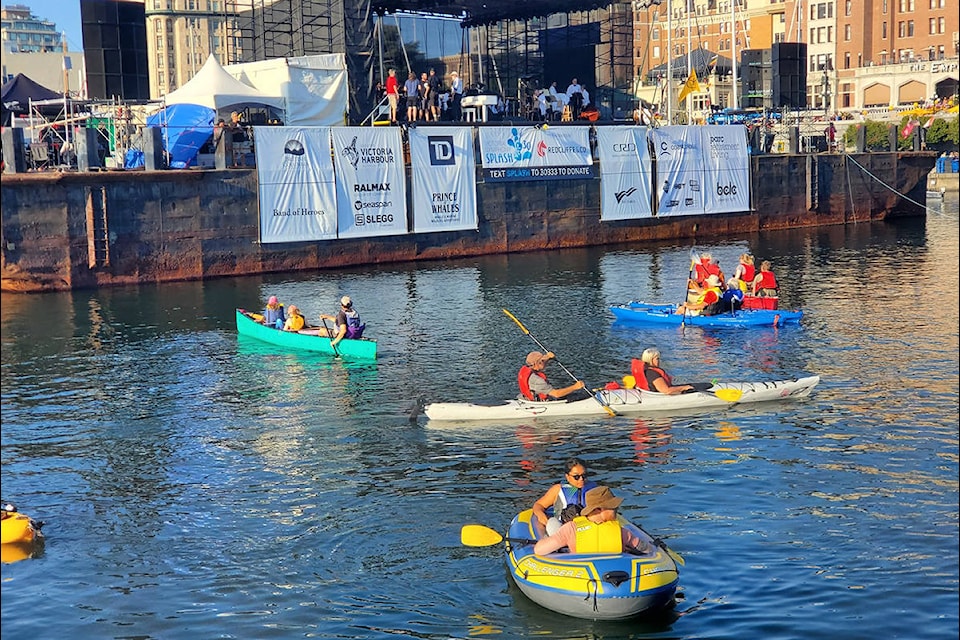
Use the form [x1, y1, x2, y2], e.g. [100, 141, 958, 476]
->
[682, 248, 700, 329]
[502, 308, 617, 416]
[320, 317, 341, 358]
[461, 523, 686, 566]
[711, 387, 743, 402]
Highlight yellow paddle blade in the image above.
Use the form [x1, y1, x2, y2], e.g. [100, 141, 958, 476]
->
[622, 375, 636, 389]
[713, 388, 743, 402]
[461, 524, 504, 547]
[666, 547, 686, 567]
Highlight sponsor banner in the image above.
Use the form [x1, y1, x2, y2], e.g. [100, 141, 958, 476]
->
[255, 126, 339, 243]
[597, 127, 653, 220]
[331, 127, 408, 238]
[650, 126, 706, 216]
[408, 127, 478, 233]
[701, 125, 751, 214]
[477, 126, 593, 181]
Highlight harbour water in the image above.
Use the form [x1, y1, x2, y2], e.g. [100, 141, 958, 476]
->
[1, 198, 957, 639]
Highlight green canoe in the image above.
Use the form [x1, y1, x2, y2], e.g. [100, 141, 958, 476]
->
[235, 309, 377, 359]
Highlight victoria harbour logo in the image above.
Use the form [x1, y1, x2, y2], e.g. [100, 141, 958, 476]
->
[615, 187, 638, 203]
[341, 136, 360, 168]
[427, 135, 455, 165]
[283, 139, 305, 156]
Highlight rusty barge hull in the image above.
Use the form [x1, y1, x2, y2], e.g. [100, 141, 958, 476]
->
[0, 152, 936, 293]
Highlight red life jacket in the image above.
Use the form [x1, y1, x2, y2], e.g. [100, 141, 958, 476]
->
[693, 262, 710, 285]
[758, 270, 778, 290]
[630, 359, 673, 392]
[518, 366, 549, 400]
[740, 262, 756, 283]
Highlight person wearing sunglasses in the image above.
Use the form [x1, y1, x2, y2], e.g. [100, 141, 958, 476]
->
[533, 486, 647, 556]
[532, 457, 598, 535]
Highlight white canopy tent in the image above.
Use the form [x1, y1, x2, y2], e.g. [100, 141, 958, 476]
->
[163, 54, 284, 113]
[225, 54, 347, 127]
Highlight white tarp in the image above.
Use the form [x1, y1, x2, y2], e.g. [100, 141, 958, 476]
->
[649, 126, 706, 216]
[331, 127, 408, 238]
[596, 127, 654, 220]
[163, 54, 284, 111]
[226, 55, 347, 127]
[408, 127, 478, 233]
[477, 126, 594, 181]
[255, 126, 338, 243]
[701, 125, 751, 214]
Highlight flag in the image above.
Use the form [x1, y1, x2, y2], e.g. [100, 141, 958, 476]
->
[924, 116, 935, 128]
[708, 55, 718, 72]
[901, 119, 916, 139]
[677, 69, 700, 103]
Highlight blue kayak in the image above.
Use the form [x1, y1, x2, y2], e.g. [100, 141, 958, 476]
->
[610, 301, 803, 328]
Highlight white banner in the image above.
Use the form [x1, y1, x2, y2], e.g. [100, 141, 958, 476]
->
[331, 127, 408, 238]
[700, 125, 751, 214]
[596, 127, 654, 221]
[255, 126, 338, 243]
[408, 127, 478, 233]
[649, 126, 706, 217]
[477, 126, 594, 181]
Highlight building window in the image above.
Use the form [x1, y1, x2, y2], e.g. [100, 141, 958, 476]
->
[929, 18, 936, 33]
[882, 0, 888, 12]
[907, 20, 914, 36]
[908, 0, 914, 10]
[882, 22, 887, 38]
[653, 45, 660, 58]
[845, 24, 851, 40]
[845, 0, 851, 16]
[937, 45, 944, 58]
[938, 17, 944, 32]
[844, 52, 850, 68]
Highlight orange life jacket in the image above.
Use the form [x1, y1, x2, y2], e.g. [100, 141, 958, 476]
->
[518, 366, 549, 400]
[630, 358, 673, 391]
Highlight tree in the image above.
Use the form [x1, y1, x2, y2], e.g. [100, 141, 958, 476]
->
[925, 117, 959, 148]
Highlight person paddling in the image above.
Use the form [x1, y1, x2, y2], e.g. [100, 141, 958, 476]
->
[518, 351, 585, 401]
[627, 348, 695, 395]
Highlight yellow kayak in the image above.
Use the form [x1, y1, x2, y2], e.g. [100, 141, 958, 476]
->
[1, 505, 43, 546]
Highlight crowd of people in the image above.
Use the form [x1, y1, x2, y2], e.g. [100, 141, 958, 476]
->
[676, 252, 780, 317]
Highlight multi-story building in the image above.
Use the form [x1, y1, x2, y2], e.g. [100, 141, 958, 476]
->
[1, 3, 63, 53]
[835, 0, 958, 111]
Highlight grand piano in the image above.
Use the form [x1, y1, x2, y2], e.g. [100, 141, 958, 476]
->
[461, 94, 499, 122]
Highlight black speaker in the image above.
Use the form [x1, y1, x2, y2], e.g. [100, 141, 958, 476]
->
[741, 48, 772, 108]
[789, 126, 800, 154]
[76, 128, 101, 171]
[772, 42, 807, 109]
[2, 127, 27, 173]
[143, 126, 165, 171]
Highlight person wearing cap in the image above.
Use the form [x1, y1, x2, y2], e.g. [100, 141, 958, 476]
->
[282, 305, 305, 332]
[449, 71, 463, 121]
[518, 351, 585, 401]
[320, 296, 366, 346]
[628, 348, 695, 394]
[532, 457, 599, 536]
[751, 260, 780, 298]
[676, 273, 724, 317]
[262, 295, 286, 328]
[533, 486, 647, 556]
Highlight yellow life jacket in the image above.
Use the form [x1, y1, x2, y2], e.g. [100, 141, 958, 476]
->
[572, 516, 622, 553]
[696, 286, 722, 305]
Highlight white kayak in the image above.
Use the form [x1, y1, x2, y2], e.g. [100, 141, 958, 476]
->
[423, 375, 820, 421]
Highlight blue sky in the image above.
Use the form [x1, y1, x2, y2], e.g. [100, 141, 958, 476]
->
[16, 0, 82, 50]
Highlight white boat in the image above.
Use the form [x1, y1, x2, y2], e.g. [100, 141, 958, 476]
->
[424, 376, 820, 421]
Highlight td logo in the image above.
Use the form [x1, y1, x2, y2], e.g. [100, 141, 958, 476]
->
[427, 136, 455, 165]
[716, 182, 738, 196]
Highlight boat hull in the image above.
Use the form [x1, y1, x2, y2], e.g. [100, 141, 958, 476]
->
[235, 309, 377, 359]
[506, 509, 679, 620]
[610, 301, 802, 327]
[1, 512, 40, 545]
[424, 376, 820, 421]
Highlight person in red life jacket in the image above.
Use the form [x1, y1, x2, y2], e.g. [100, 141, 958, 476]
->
[533, 486, 649, 556]
[733, 253, 756, 292]
[517, 351, 585, 401]
[630, 348, 695, 394]
[677, 274, 724, 316]
[752, 260, 780, 298]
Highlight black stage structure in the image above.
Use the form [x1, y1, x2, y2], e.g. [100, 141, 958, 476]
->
[225, 0, 633, 124]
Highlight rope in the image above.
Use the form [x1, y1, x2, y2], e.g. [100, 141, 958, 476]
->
[844, 153, 945, 215]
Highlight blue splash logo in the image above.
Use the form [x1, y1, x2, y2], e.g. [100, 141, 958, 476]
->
[506, 128, 532, 162]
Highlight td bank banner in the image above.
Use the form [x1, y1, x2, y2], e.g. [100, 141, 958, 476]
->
[477, 126, 594, 181]
[648, 125, 750, 217]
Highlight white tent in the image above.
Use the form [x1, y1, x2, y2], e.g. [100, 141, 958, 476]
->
[163, 54, 284, 112]
[225, 54, 347, 127]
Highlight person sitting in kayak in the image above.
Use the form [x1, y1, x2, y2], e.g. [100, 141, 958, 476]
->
[282, 305, 305, 332]
[533, 486, 649, 555]
[262, 295, 286, 328]
[677, 274, 724, 316]
[518, 351, 585, 401]
[320, 296, 366, 347]
[752, 260, 780, 297]
[532, 457, 598, 535]
[720, 277, 745, 312]
[630, 348, 695, 395]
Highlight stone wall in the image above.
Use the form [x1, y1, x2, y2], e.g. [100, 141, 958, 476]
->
[0, 152, 937, 292]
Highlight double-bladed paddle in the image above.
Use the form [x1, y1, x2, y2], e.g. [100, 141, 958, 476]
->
[502, 308, 617, 416]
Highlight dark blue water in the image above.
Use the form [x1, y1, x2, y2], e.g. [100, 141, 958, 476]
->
[2, 202, 957, 640]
